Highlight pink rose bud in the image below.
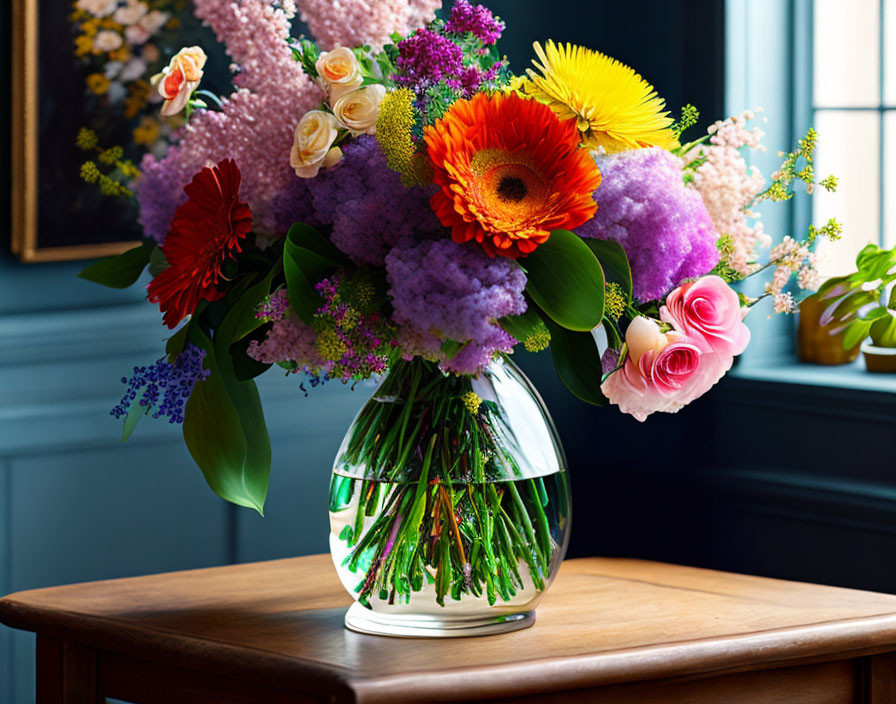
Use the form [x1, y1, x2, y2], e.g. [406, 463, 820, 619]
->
[660, 275, 750, 356]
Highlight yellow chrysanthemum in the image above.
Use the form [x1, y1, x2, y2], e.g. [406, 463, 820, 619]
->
[525, 40, 678, 153]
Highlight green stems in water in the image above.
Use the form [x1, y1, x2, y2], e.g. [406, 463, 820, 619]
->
[331, 359, 558, 607]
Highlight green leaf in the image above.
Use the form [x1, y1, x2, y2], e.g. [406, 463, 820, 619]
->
[582, 239, 633, 300]
[523, 230, 605, 331]
[213, 261, 282, 364]
[183, 327, 270, 514]
[148, 246, 169, 277]
[286, 222, 347, 268]
[843, 320, 872, 350]
[545, 319, 607, 406]
[499, 305, 545, 342]
[165, 324, 190, 360]
[77, 242, 152, 289]
[283, 250, 319, 325]
[121, 392, 149, 443]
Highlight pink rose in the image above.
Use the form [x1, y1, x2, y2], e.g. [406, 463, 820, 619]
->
[601, 318, 732, 422]
[661, 275, 750, 356]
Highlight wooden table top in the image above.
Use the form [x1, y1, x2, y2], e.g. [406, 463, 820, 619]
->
[4, 555, 896, 703]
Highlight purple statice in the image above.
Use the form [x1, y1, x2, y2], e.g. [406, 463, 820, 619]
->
[444, 0, 505, 45]
[385, 238, 526, 374]
[111, 343, 209, 424]
[575, 148, 720, 302]
[394, 29, 465, 94]
[306, 136, 442, 265]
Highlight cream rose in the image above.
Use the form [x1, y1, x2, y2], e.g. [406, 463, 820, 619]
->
[315, 46, 363, 102]
[93, 30, 124, 53]
[291, 111, 342, 178]
[332, 84, 386, 136]
[153, 46, 207, 117]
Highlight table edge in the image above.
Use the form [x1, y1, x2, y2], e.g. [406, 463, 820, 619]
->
[5, 595, 896, 703]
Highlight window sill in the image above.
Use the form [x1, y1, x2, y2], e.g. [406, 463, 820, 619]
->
[730, 356, 896, 395]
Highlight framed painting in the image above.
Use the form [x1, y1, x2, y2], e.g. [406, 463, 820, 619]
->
[10, 0, 224, 262]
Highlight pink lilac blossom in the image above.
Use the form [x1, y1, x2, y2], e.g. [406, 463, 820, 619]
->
[298, 0, 441, 51]
[135, 0, 322, 242]
[575, 147, 719, 303]
[444, 0, 504, 44]
[385, 238, 526, 374]
[247, 314, 327, 368]
[687, 111, 769, 277]
[306, 136, 442, 265]
[763, 236, 818, 313]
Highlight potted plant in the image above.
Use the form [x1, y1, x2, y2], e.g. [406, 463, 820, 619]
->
[816, 244, 896, 372]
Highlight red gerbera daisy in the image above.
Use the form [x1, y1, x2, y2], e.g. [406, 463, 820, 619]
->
[148, 159, 253, 328]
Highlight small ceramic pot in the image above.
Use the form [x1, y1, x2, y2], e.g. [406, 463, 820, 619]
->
[797, 296, 860, 365]
[861, 341, 896, 373]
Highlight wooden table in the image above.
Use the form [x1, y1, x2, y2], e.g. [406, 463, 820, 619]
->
[4, 556, 896, 703]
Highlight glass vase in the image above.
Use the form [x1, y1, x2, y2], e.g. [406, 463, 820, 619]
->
[328, 357, 571, 638]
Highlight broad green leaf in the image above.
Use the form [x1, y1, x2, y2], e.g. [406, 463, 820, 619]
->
[284, 250, 319, 325]
[213, 261, 282, 365]
[843, 320, 872, 350]
[148, 246, 169, 277]
[184, 327, 270, 514]
[286, 222, 347, 268]
[523, 230, 605, 331]
[121, 392, 149, 443]
[165, 323, 190, 360]
[582, 239, 633, 300]
[545, 319, 607, 406]
[77, 242, 152, 289]
[499, 305, 546, 343]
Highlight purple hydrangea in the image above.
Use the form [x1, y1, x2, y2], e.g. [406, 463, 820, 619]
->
[111, 343, 209, 424]
[575, 148, 720, 302]
[385, 238, 526, 374]
[306, 136, 442, 265]
[445, 0, 505, 45]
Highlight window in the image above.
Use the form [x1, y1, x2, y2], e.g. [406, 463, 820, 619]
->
[812, 0, 895, 278]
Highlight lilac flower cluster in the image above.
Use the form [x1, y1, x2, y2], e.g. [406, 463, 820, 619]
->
[298, 0, 441, 51]
[136, 0, 322, 242]
[111, 343, 209, 424]
[394, 29, 464, 92]
[247, 315, 324, 369]
[444, 0, 504, 45]
[255, 288, 290, 322]
[306, 136, 442, 265]
[575, 148, 720, 302]
[385, 238, 526, 374]
[313, 274, 392, 381]
[393, 22, 502, 101]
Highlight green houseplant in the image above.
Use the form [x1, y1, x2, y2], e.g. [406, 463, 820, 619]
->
[817, 244, 896, 372]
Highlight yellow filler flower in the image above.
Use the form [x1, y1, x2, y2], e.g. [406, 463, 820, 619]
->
[525, 40, 678, 153]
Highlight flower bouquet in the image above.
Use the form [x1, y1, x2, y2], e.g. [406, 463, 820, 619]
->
[79, 0, 840, 636]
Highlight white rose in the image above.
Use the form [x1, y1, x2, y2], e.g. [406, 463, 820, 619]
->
[290, 111, 342, 178]
[119, 57, 148, 82]
[332, 84, 386, 136]
[114, 0, 149, 26]
[315, 46, 363, 102]
[138, 10, 170, 35]
[125, 24, 151, 46]
[75, 0, 117, 17]
[93, 30, 124, 53]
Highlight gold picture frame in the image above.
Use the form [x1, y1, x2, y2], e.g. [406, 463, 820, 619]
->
[11, 0, 138, 263]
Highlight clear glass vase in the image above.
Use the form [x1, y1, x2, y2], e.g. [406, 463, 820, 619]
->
[328, 357, 571, 637]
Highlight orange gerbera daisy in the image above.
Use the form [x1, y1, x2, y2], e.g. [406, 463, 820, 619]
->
[423, 92, 601, 258]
